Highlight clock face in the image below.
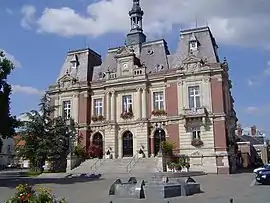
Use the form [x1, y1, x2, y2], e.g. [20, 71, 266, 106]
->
[122, 63, 128, 69]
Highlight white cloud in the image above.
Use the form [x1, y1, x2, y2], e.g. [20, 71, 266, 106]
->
[20, 0, 270, 48]
[11, 85, 44, 96]
[20, 5, 36, 30]
[6, 8, 13, 15]
[245, 105, 270, 115]
[246, 106, 260, 114]
[1, 50, 22, 68]
[247, 79, 260, 87]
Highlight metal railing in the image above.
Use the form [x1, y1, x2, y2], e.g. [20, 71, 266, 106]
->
[126, 152, 140, 173]
[90, 158, 104, 173]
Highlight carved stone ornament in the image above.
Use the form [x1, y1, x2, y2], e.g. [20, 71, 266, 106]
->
[115, 46, 135, 58]
[58, 73, 77, 88]
[191, 150, 203, 157]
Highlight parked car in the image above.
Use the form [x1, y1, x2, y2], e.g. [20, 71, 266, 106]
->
[256, 170, 270, 184]
[253, 164, 270, 174]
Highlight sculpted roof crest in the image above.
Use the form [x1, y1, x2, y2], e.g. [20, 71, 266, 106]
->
[182, 54, 203, 64]
[114, 45, 135, 58]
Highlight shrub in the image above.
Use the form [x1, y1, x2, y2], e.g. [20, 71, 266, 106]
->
[161, 141, 173, 155]
[5, 184, 67, 203]
[74, 145, 86, 158]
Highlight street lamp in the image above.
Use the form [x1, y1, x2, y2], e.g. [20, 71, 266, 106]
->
[155, 122, 165, 157]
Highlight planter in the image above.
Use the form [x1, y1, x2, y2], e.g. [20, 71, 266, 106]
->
[191, 139, 204, 147]
[151, 109, 167, 116]
[91, 115, 105, 122]
[120, 111, 134, 119]
[181, 167, 189, 172]
[138, 153, 145, 158]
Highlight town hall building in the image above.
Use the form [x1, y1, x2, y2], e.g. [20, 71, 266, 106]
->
[47, 0, 238, 174]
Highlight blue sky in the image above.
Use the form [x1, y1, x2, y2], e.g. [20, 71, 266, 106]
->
[1, 0, 270, 133]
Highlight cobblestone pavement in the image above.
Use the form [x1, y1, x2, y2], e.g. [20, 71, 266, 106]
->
[0, 172, 269, 203]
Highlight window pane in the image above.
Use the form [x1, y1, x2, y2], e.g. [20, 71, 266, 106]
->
[188, 87, 194, 96]
[123, 95, 132, 112]
[197, 131, 201, 139]
[189, 96, 195, 108]
[160, 101, 164, 109]
[192, 131, 196, 139]
[195, 96, 201, 108]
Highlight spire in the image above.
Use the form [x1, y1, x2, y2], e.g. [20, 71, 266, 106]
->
[129, 0, 144, 32]
[126, 0, 146, 45]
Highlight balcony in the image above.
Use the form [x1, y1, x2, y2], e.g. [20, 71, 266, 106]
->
[182, 107, 207, 118]
[183, 107, 208, 130]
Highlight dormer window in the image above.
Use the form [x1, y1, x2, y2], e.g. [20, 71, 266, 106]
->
[189, 33, 199, 53]
[70, 54, 78, 69]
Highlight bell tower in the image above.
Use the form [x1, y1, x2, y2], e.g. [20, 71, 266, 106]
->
[126, 0, 146, 46]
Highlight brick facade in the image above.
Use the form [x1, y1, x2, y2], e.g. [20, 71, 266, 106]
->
[46, 1, 237, 174]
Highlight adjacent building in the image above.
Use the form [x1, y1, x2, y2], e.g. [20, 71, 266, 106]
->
[236, 124, 268, 167]
[47, 0, 238, 174]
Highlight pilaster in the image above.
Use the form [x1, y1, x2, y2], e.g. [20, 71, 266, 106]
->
[111, 90, 116, 121]
[72, 94, 79, 123]
[106, 92, 111, 121]
[142, 87, 147, 118]
[136, 87, 142, 119]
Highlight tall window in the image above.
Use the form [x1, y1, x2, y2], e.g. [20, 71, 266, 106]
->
[192, 130, 201, 140]
[153, 92, 164, 110]
[63, 101, 71, 120]
[188, 86, 201, 108]
[122, 95, 132, 112]
[94, 99, 103, 115]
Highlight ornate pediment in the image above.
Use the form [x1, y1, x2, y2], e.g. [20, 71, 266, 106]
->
[114, 46, 135, 58]
[182, 54, 203, 64]
[57, 72, 78, 88]
[177, 55, 207, 73]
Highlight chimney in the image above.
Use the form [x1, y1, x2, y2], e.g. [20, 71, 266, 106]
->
[236, 124, 242, 136]
[251, 125, 256, 136]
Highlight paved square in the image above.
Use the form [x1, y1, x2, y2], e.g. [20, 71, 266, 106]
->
[0, 172, 269, 203]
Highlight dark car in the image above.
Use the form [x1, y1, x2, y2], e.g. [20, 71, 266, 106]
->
[256, 170, 270, 184]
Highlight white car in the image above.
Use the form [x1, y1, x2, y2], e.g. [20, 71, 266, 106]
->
[253, 164, 270, 173]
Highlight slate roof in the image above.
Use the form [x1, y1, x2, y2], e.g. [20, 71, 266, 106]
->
[55, 26, 219, 83]
[237, 135, 265, 145]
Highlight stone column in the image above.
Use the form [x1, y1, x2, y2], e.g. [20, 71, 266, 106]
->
[106, 92, 110, 121]
[136, 87, 142, 119]
[118, 136, 122, 158]
[150, 136, 155, 157]
[142, 87, 147, 118]
[72, 94, 79, 123]
[111, 90, 116, 121]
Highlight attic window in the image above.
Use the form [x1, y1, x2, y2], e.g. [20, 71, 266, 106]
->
[147, 50, 154, 55]
[70, 54, 78, 68]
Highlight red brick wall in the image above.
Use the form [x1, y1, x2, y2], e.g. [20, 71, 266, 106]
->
[166, 124, 179, 153]
[211, 77, 224, 114]
[78, 94, 88, 124]
[213, 120, 227, 151]
[211, 76, 227, 151]
[165, 83, 178, 116]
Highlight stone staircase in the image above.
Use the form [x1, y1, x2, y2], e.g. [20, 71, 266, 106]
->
[129, 157, 160, 174]
[69, 157, 160, 176]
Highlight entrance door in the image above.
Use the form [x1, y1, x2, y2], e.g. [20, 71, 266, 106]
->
[154, 129, 166, 156]
[122, 131, 133, 157]
[92, 133, 103, 158]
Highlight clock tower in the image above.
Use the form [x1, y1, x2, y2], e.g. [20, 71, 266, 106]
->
[126, 0, 146, 46]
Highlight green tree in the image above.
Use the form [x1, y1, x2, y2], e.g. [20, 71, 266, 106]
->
[0, 51, 20, 148]
[18, 94, 75, 171]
